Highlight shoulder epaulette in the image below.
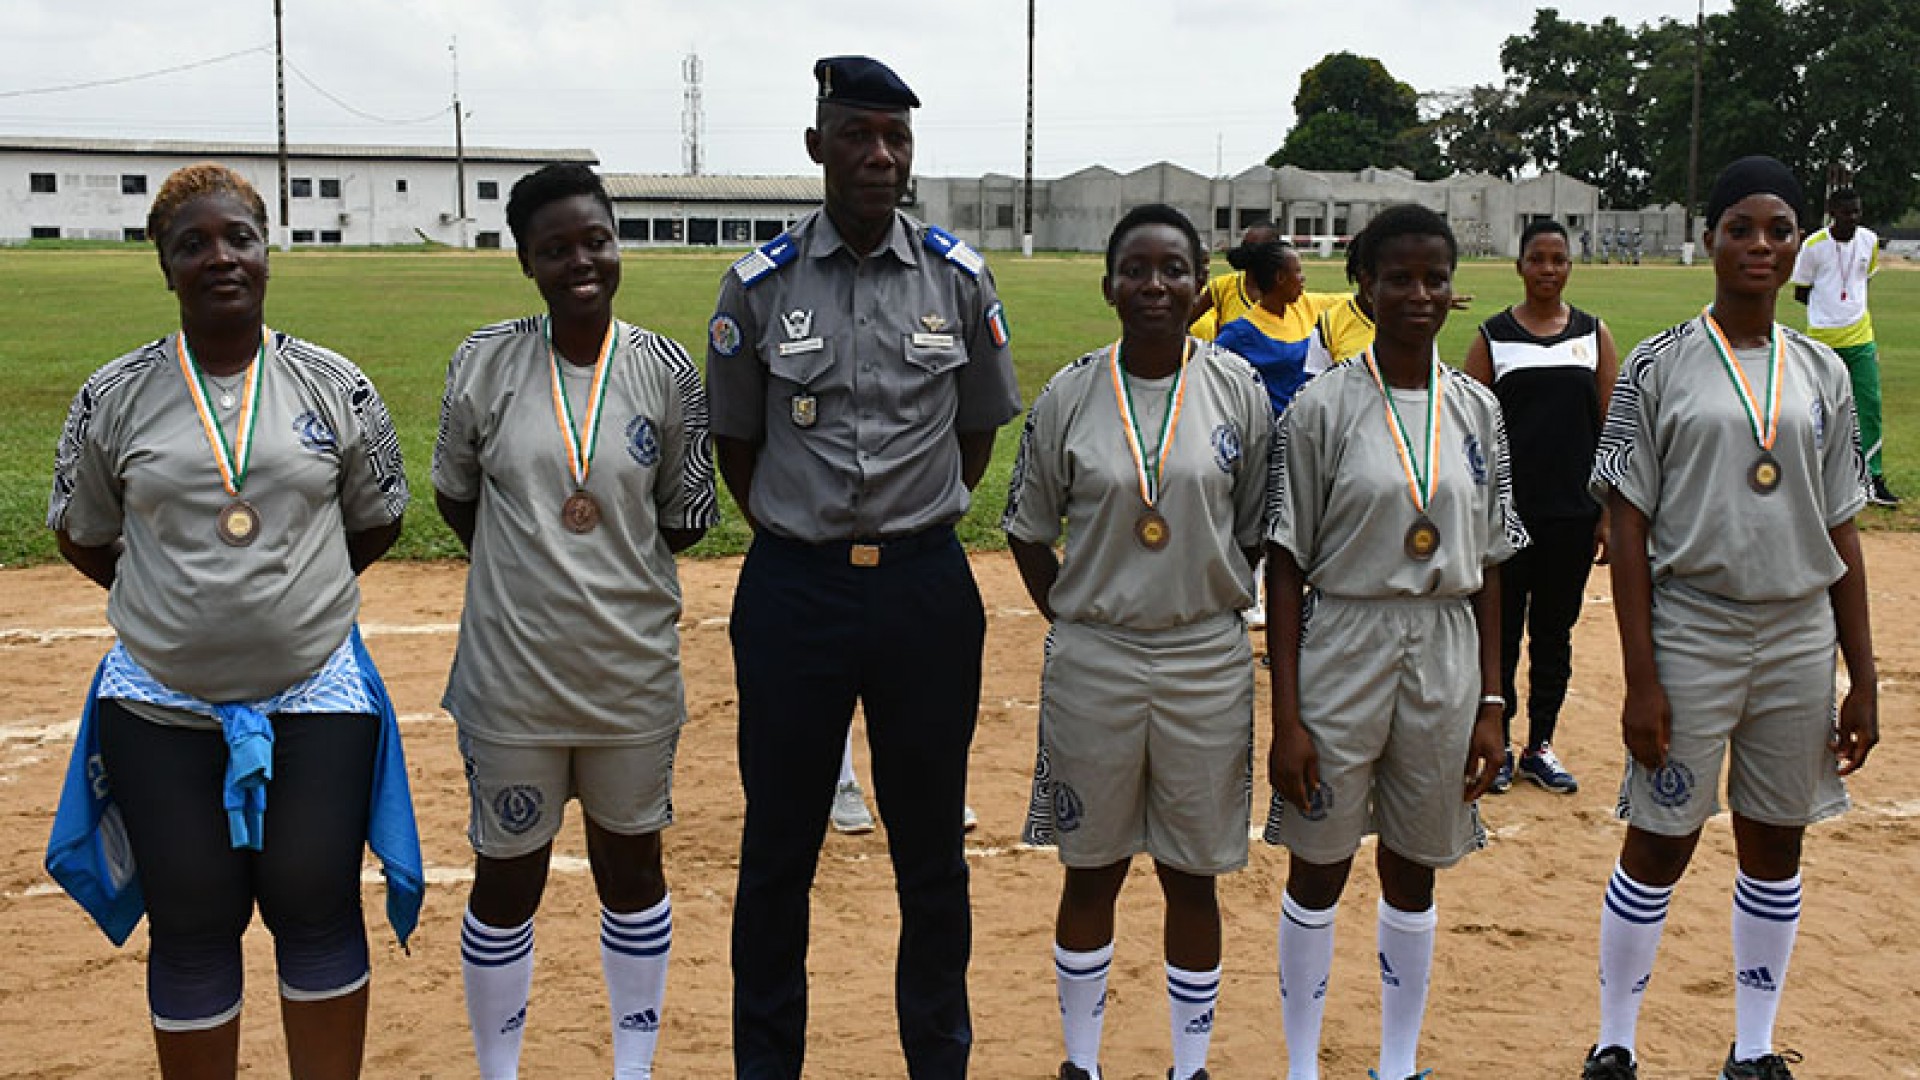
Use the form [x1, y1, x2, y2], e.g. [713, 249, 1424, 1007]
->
[921, 225, 985, 278]
[731, 233, 798, 288]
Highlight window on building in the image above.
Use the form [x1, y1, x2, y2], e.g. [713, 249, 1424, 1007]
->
[1214, 207, 1231, 230]
[1236, 209, 1268, 231]
[618, 218, 650, 242]
[688, 218, 719, 245]
[123, 227, 146, 243]
[320, 230, 342, 244]
[951, 203, 979, 229]
[477, 180, 499, 200]
[31, 226, 60, 239]
[652, 218, 683, 243]
[121, 174, 147, 196]
[290, 177, 314, 198]
[994, 204, 1015, 229]
[753, 220, 783, 243]
[319, 178, 341, 199]
[291, 229, 315, 243]
[475, 231, 502, 249]
[721, 219, 752, 244]
[29, 173, 56, 194]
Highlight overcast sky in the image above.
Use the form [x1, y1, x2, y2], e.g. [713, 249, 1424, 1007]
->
[4, 1, 1725, 179]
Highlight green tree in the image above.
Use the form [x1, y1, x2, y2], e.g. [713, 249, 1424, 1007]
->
[1500, 9, 1659, 206]
[1266, 52, 1435, 174]
[1797, 0, 1920, 219]
[1423, 86, 1528, 179]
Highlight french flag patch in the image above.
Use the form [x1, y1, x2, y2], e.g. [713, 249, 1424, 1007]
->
[987, 302, 1010, 347]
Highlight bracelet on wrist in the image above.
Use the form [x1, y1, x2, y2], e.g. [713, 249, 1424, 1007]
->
[1479, 693, 1505, 708]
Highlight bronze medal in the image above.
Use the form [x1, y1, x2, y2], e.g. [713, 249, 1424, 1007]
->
[791, 394, 818, 428]
[1748, 452, 1781, 495]
[561, 490, 602, 534]
[1404, 515, 1441, 561]
[217, 499, 260, 547]
[1135, 509, 1171, 552]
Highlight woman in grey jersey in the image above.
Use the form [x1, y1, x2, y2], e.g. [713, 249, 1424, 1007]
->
[1006, 204, 1272, 1080]
[46, 163, 414, 1079]
[1580, 156, 1877, 1080]
[433, 163, 716, 1080]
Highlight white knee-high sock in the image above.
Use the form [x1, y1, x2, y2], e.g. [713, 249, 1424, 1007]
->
[1278, 894, 1337, 1080]
[1167, 962, 1219, 1080]
[1055, 941, 1112, 1078]
[603, 895, 673, 1080]
[1732, 872, 1801, 1062]
[1596, 863, 1673, 1054]
[462, 910, 534, 1080]
[1376, 899, 1437, 1080]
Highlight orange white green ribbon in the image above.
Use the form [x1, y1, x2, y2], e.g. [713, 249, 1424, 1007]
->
[1701, 307, 1781, 452]
[1362, 346, 1445, 514]
[176, 329, 269, 497]
[1108, 337, 1193, 507]
[546, 317, 619, 489]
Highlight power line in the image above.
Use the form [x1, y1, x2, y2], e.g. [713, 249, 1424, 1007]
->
[283, 56, 451, 126]
[0, 45, 270, 100]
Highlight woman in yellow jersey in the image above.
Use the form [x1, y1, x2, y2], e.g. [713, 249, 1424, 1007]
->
[1189, 221, 1280, 339]
[1213, 241, 1348, 417]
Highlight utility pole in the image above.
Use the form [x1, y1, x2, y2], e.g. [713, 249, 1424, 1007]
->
[452, 38, 468, 248]
[1022, 0, 1035, 258]
[1684, 0, 1704, 265]
[274, 0, 290, 250]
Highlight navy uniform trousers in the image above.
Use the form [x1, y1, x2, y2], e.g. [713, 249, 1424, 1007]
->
[730, 525, 983, 1080]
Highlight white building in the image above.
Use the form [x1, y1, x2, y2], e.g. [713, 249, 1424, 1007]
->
[0, 135, 596, 248]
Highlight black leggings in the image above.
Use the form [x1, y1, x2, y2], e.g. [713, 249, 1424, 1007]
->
[1498, 516, 1597, 750]
[96, 700, 376, 1027]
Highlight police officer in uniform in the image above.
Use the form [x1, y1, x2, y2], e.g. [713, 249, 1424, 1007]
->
[704, 56, 1023, 1080]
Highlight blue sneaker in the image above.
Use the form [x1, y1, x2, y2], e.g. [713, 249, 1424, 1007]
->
[1489, 748, 1515, 795]
[1519, 744, 1578, 793]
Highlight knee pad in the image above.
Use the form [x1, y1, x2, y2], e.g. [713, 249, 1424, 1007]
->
[148, 936, 245, 1032]
[272, 906, 371, 1001]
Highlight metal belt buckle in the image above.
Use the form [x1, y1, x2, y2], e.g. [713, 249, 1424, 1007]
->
[849, 543, 881, 568]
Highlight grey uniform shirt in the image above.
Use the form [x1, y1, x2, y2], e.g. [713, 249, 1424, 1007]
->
[1589, 316, 1866, 604]
[1267, 357, 1527, 598]
[49, 331, 408, 701]
[434, 318, 718, 744]
[1003, 340, 1273, 628]
[704, 208, 1022, 542]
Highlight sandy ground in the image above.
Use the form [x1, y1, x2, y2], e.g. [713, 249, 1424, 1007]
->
[2, 541, 1917, 1080]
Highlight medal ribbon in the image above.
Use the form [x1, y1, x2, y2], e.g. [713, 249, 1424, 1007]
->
[546, 317, 619, 489]
[1701, 308, 1781, 452]
[1108, 338, 1193, 507]
[1362, 346, 1445, 513]
[176, 329, 268, 497]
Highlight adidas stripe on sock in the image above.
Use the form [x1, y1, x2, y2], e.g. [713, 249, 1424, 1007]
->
[604, 894, 673, 1080]
[1596, 863, 1673, 1055]
[1278, 893, 1337, 1080]
[461, 910, 534, 1080]
[1732, 872, 1801, 1062]
[1055, 941, 1112, 1078]
[1167, 962, 1219, 1080]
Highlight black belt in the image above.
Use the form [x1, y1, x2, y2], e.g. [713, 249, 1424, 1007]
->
[761, 525, 956, 567]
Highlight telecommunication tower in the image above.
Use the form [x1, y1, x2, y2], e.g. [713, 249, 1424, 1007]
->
[682, 53, 705, 176]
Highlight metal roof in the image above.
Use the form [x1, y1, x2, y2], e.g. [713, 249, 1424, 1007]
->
[0, 135, 596, 165]
[602, 174, 822, 203]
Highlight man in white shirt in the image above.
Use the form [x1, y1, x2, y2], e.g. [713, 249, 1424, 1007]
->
[1792, 186, 1895, 505]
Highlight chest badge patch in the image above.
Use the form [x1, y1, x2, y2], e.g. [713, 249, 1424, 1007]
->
[920, 312, 948, 332]
[781, 309, 814, 340]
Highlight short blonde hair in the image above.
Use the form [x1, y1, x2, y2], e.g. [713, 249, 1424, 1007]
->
[147, 163, 269, 249]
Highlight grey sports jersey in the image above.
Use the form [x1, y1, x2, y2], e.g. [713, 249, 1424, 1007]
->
[704, 208, 1023, 542]
[1003, 340, 1273, 629]
[1267, 358, 1527, 597]
[1589, 316, 1866, 603]
[49, 331, 407, 701]
[434, 318, 718, 745]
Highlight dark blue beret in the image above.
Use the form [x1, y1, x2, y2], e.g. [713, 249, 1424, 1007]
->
[814, 55, 920, 110]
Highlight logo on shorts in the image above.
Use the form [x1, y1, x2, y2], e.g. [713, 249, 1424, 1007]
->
[1462, 432, 1487, 485]
[1647, 761, 1695, 809]
[494, 785, 545, 835]
[293, 411, 337, 454]
[1302, 781, 1333, 822]
[619, 1009, 660, 1032]
[709, 313, 743, 357]
[627, 414, 661, 467]
[1052, 783, 1084, 833]
[1212, 423, 1243, 473]
[1810, 398, 1827, 450]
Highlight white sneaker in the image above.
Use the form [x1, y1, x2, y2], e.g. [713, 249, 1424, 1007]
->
[831, 782, 876, 834]
[962, 805, 979, 832]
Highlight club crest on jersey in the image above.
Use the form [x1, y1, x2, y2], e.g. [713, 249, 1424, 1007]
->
[1212, 423, 1243, 473]
[1463, 432, 1488, 485]
[293, 411, 337, 454]
[495, 785, 545, 834]
[709, 314, 743, 358]
[1053, 782, 1084, 832]
[627, 414, 661, 467]
[1648, 761, 1695, 809]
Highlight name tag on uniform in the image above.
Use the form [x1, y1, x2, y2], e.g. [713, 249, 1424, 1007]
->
[777, 338, 824, 357]
[911, 332, 956, 349]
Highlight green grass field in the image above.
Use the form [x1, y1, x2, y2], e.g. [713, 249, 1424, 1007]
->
[4, 247, 1917, 566]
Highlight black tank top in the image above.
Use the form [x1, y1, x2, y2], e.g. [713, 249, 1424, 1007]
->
[1480, 306, 1603, 522]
